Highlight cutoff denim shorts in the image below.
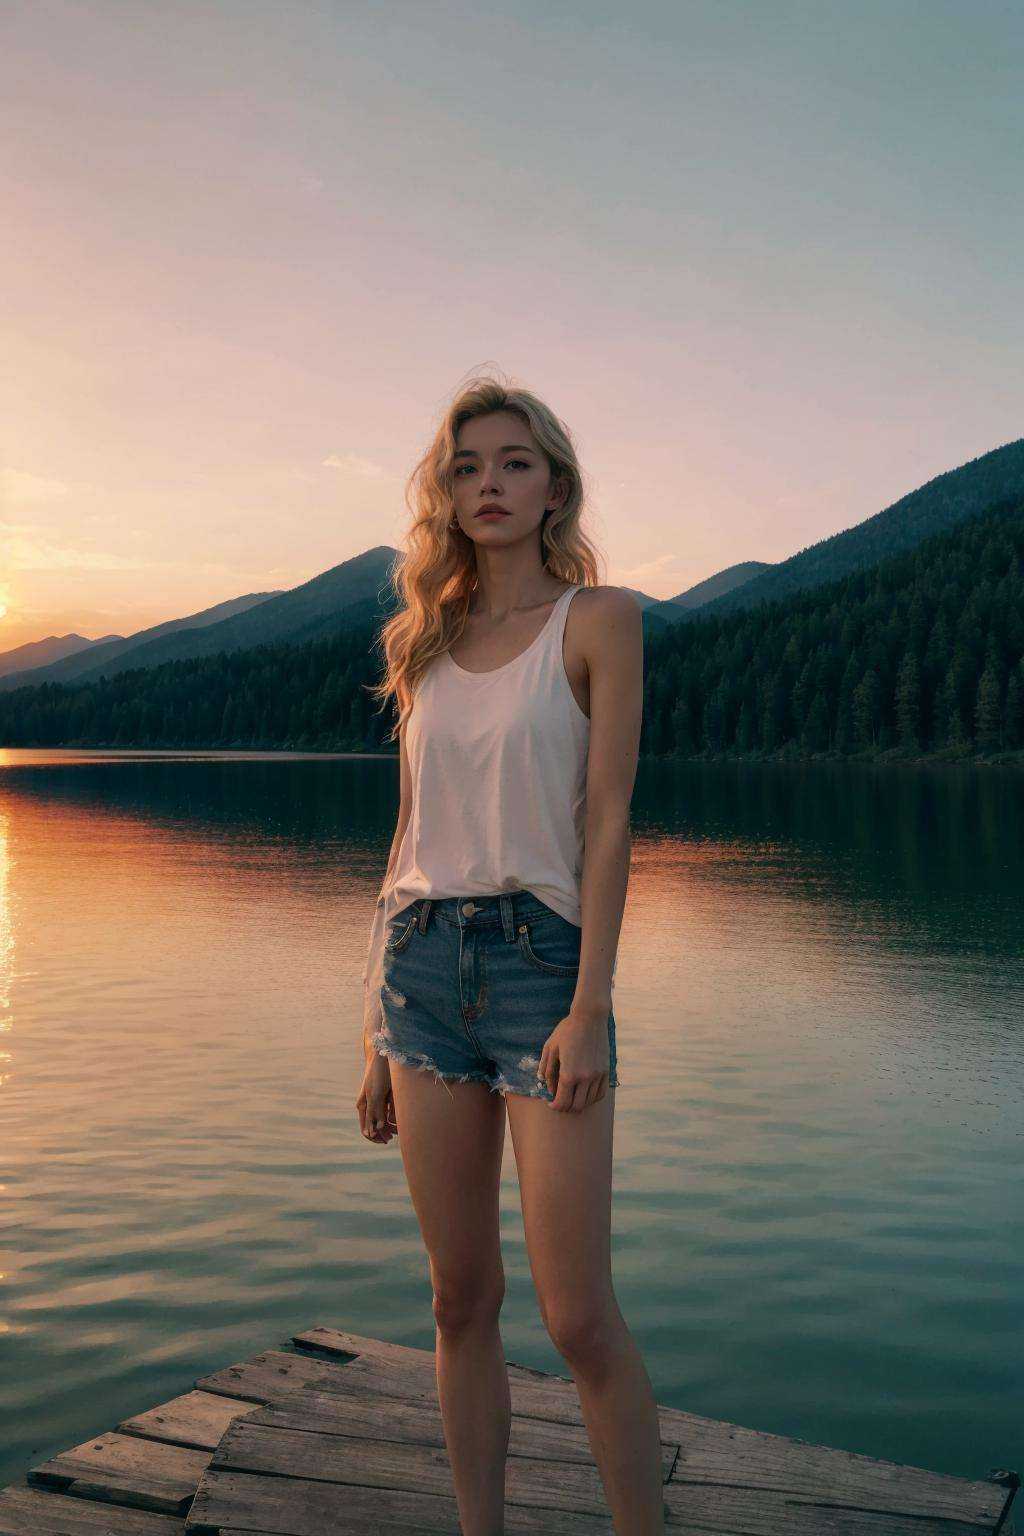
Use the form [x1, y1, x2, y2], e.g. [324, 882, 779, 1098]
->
[371, 890, 618, 1101]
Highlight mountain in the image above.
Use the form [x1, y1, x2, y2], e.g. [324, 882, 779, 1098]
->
[16, 427, 1023, 693]
[5, 555, 675, 692]
[677, 436, 1024, 622]
[669, 561, 773, 609]
[0, 632, 124, 680]
[640, 561, 772, 628]
[0, 547, 401, 693]
[7, 499, 1018, 761]
[639, 495, 1024, 760]
[620, 587, 663, 610]
[0, 590, 287, 692]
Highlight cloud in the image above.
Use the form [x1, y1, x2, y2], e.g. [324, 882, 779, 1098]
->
[617, 552, 690, 590]
[321, 452, 392, 480]
[1, 467, 71, 507]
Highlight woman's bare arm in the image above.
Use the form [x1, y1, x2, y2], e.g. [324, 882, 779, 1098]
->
[361, 717, 413, 1046]
[570, 587, 643, 1023]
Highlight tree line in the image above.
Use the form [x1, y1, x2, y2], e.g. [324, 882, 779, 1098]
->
[642, 497, 1024, 760]
[1, 496, 1021, 762]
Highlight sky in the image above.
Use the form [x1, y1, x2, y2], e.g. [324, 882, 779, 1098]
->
[2, 0, 1022, 649]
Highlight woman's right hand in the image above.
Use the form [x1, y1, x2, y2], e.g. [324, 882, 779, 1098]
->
[357, 1037, 398, 1144]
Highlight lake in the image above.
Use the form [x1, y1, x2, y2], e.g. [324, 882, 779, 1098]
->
[1, 748, 1021, 1490]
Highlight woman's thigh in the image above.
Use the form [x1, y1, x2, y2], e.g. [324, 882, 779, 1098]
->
[388, 1063, 507, 1291]
[504, 1088, 616, 1322]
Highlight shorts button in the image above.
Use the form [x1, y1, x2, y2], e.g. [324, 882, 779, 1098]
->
[461, 901, 477, 916]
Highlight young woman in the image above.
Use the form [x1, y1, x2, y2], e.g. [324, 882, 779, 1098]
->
[355, 373, 664, 1535]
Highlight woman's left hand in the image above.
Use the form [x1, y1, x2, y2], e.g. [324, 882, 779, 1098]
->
[538, 1010, 610, 1112]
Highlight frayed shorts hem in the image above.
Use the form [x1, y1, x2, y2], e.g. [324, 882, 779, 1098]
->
[371, 1031, 554, 1102]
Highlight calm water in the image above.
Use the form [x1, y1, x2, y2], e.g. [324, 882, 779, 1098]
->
[1, 749, 1021, 1490]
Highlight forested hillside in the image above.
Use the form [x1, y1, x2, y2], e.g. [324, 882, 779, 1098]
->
[643, 497, 1024, 760]
[1, 497, 1022, 762]
[0, 628, 397, 756]
[688, 435, 1024, 622]
[0, 546, 396, 692]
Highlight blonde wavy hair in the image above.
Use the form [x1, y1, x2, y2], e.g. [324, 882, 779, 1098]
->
[368, 369, 605, 740]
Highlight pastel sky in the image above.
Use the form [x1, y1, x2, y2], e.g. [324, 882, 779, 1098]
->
[2, 0, 1022, 649]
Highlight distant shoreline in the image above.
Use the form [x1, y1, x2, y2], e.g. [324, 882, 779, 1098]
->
[666, 746, 1024, 770]
[3, 742, 1022, 770]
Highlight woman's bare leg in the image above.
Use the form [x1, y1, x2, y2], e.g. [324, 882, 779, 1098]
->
[387, 1062, 510, 1535]
[505, 1089, 665, 1535]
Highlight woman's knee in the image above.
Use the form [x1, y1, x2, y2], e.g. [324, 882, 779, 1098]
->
[541, 1292, 621, 1365]
[431, 1267, 505, 1337]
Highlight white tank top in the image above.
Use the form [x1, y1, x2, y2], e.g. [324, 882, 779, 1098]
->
[362, 583, 594, 1028]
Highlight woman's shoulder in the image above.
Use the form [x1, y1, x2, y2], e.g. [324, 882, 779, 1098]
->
[571, 584, 642, 623]
[565, 586, 643, 672]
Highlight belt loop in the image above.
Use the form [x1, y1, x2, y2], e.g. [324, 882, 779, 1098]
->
[499, 893, 515, 942]
[418, 899, 433, 933]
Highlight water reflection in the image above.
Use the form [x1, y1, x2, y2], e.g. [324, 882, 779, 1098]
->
[0, 750, 1020, 1489]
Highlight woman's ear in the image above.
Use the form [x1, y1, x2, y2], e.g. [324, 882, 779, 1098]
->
[548, 472, 571, 512]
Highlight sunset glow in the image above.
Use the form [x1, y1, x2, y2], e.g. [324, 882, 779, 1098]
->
[2, 4, 1021, 653]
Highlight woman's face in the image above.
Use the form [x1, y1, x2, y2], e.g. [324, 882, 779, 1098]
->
[450, 411, 562, 546]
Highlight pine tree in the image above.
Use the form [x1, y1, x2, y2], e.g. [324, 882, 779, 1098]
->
[736, 698, 756, 752]
[704, 681, 726, 751]
[940, 662, 967, 749]
[791, 655, 815, 737]
[802, 688, 830, 752]
[671, 695, 696, 756]
[834, 649, 860, 754]
[895, 651, 921, 752]
[1005, 666, 1024, 750]
[975, 662, 1003, 752]
[760, 672, 786, 751]
[852, 668, 882, 750]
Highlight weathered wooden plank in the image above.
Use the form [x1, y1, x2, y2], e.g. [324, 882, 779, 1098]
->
[660, 1479, 996, 1535]
[195, 1347, 587, 1425]
[184, 1462, 994, 1536]
[293, 1324, 574, 1392]
[118, 1390, 263, 1451]
[11, 1322, 1011, 1536]
[662, 1408, 1005, 1527]
[330, 1352, 591, 1424]
[292, 1325, 432, 1367]
[244, 1385, 679, 1476]
[208, 1416, 997, 1531]
[194, 1349, 348, 1405]
[185, 1465, 602, 1535]
[0, 1483, 186, 1536]
[27, 1431, 209, 1516]
[294, 1336, 1004, 1525]
[194, 1343, 1009, 1527]
[209, 1416, 605, 1510]
[296, 1330, 1008, 1525]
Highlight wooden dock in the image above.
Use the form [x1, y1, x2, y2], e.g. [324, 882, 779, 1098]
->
[2, 1325, 1017, 1534]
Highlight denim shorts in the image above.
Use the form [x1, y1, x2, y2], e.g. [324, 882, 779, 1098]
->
[370, 890, 618, 1101]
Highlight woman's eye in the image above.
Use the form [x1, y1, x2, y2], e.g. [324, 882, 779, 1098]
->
[454, 460, 530, 476]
